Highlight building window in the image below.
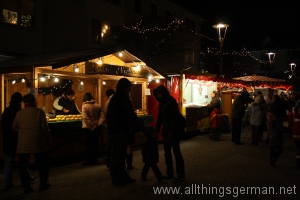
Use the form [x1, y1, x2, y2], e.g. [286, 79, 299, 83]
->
[185, 51, 195, 64]
[2, 0, 35, 28]
[101, 22, 110, 45]
[91, 19, 110, 45]
[134, 0, 141, 14]
[91, 19, 101, 44]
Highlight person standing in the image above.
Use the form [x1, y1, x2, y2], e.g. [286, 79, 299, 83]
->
[1, 92, 35, 190]
[141, 126, 163, 182]
[12, 94, 51, 194]
[102, 88, 115, 168]
[291, 100, 300, 169]
[106, 78, 138, 186]
[81, 92, 104, 165]
[267, 95, 286, 166]
[153, 85, 185, 180]
[207, 91, 221, 113]
[53, 89, 81, 116]
[231, 91, 251, 145]
[248, 96, 264, 146]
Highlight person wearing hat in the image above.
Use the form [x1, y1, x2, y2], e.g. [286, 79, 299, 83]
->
[12, 93, 51, 194]
[106, 78, 139, 186]
[231, 91, 252, 145]
[1, 92, 35, 190]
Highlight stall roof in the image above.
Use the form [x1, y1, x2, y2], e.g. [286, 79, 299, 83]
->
[0, 47, 132, 69]
[233, 74, 287, 87]
[0, 47, 165, 77]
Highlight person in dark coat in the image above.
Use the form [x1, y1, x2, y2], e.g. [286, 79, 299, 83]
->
[53, 89, 81, 116]
[1, 92, 35, 190]
[106, 78, 138, 186]
[141, 126, 163, 182]
[231, 91, 252, 145]
[153, 85, 185, 180]
[267, 95, 286, 166]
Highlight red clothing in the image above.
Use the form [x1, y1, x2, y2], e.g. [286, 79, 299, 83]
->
[292, 107, 300, 141]
[210, 108, 221, 129]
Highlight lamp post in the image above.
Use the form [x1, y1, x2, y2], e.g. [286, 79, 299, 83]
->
[213, 23, 229, 77]
[289, 62, 297, 90]
[266, 52, 276, 71]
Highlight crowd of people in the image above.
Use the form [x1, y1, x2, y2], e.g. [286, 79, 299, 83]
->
[2, 81, 300, 194]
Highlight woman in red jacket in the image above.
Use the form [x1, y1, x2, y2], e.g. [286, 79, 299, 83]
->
[292, 100, 300, 169]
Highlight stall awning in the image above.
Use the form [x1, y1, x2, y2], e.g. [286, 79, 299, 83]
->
[233, 74, 286, 86]
[0, 47, 122, 71]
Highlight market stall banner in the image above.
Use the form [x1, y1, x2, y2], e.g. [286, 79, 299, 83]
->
[85, 62, 152, 78]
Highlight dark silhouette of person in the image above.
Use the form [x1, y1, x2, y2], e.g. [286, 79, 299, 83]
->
[153, 85, 185, 180]
[106, 78, 138, 186]
[141, 126, 163, 182]
[12, 94, 51, 194]
[1, 92, 35, 190]
[231, 91, 251, 145]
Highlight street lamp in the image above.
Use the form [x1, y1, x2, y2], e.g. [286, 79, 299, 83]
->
[289, 62, 297, 90]
[266, 52, 276, 70]
[213, 23, 229, 77]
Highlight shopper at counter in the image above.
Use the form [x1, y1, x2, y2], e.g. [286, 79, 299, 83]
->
[207, 91, 222, 113]
[53, 89, 81, 116]
[82, 92, 104, 165]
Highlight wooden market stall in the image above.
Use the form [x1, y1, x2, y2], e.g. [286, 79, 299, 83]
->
[0, 48, 164, 163]
[147, 71, 244, 135]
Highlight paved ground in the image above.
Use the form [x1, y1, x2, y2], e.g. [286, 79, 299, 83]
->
[1, 127, 300, 200]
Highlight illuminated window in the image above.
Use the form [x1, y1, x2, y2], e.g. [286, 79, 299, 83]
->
[2, 0, 35, 28]
[101, 22, 110, 45]
[91, 19, 110, 45]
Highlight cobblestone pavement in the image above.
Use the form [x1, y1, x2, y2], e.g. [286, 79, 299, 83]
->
[1, 127, 300, 200]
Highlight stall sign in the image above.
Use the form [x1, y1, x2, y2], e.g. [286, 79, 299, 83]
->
[85, 62, 151, 78]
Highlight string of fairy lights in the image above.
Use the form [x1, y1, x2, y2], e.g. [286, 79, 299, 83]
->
[122, 19, 267, 64]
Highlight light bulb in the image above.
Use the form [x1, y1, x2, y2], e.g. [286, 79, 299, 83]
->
[97, 58, 103, 65]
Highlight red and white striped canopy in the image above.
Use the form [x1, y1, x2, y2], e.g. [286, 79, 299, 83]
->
[233, 74, 286, 87]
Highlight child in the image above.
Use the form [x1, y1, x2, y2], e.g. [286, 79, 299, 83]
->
[141, 126, 163, 182]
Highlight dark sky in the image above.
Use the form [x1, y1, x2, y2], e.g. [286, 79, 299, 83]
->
[170, 0, 300, 50]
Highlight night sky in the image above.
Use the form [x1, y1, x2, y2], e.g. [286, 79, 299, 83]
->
[170, 0, 300, 51]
